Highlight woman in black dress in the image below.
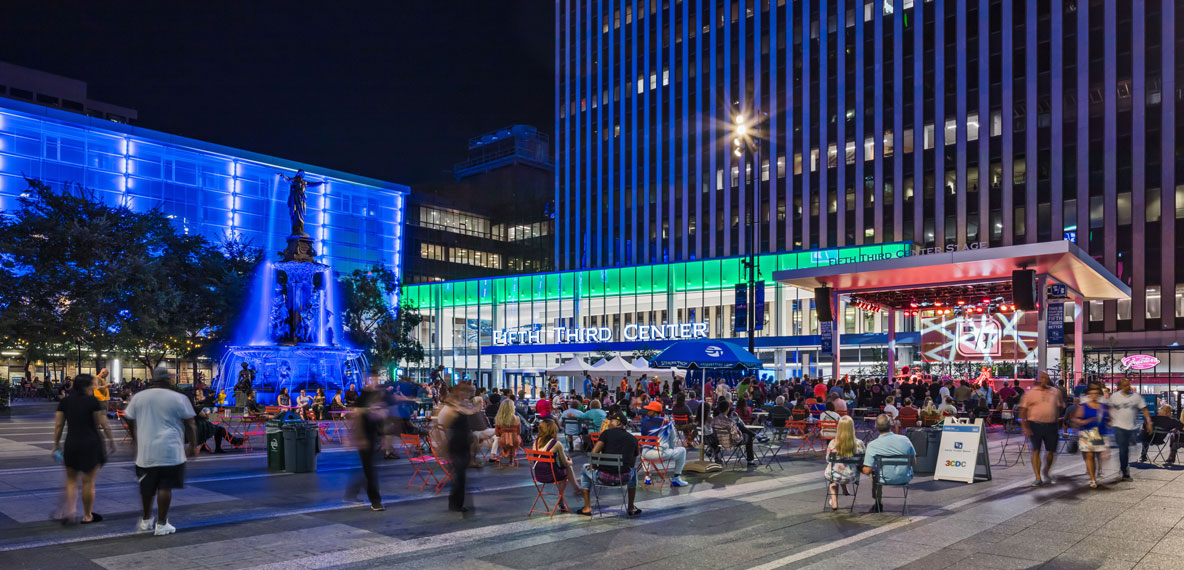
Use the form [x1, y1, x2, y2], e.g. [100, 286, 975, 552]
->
[51, 374, 115, 524]
[438, 384, 476, 512]
[345, 387, 385, 511]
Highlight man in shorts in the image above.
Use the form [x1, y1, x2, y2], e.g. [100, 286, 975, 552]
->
[1019, 372, 1063, 486]
[124, 368, 196, 536]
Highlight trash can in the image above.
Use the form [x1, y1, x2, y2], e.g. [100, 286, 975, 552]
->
[266, 411, 304, 472]
[908, 426, 943, 475]
[282, 422, 319, 473]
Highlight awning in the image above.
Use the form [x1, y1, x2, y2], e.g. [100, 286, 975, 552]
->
[772, 240, 1130, 302]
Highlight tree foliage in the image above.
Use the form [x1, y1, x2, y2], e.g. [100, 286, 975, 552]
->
[340, 265, 424, 371]
[0, 178, 260, 372]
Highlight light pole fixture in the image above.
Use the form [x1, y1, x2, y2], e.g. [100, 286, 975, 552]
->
[729, 106, 767, 354]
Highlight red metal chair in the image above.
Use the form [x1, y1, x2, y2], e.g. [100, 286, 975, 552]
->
[525, 448, 566, 518]
[816, 420, 839, 452]
[495, 425, 524, 466]
[399, 434, 441, 491]
[427, 437, 453, 494]
[786, 420, 814, 454]
[637, 434, 671, 486]
[673, 414, 697, 447]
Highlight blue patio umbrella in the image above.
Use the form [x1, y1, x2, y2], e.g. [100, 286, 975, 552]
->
[650, 339, 762, 370]
[651, 340, 762, 473]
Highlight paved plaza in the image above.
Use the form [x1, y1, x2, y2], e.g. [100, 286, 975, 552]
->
[1, 402, 1183, 569]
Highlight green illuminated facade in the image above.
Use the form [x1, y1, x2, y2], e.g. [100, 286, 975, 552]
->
[403, 242, 916, 389]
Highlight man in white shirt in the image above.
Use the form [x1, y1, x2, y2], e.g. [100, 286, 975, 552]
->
[1109, 378, 1152, 482]
[124, 368, 196, 536]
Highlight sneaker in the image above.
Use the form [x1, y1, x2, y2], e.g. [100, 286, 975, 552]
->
[670, 476, 689, 487]
[1044, 476, 1056, 485]
[1121, 474, 1134, 482]
[154, 522, 176, 536]
[370, 504, 385, 511]
[137, 518, 154, 533]
[1030, 479, 1044, 487]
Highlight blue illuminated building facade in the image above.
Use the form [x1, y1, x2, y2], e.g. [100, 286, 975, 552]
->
[556, 0, 1184, 353]
[0, 98, 407, 277]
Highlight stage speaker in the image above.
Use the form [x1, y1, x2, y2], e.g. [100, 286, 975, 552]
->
[814, 286, 835, 322]
[1012, 269, 1036, 311]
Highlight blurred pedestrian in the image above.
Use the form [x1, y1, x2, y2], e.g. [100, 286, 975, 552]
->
[51, 374, 116, 524]
[1072, 382, 1109, 489]
[438, 384, 476, 512]
[1109, 378, 1152, 482]
[124, 368, 196, 536]
[345, 386, 386, 511]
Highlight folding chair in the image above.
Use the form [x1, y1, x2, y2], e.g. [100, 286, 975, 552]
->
[785, 420, 813, 455]
[673, 414, 696, 448]
[817, 420, 839, 451]
[872, 454, 915, 516]
[117, 411, 132, 444]
[1148, 427, 1176, 465]
[588, 452, 629, 517]
[637, 434, 671, 486]
[561, 417, 583, 454]
[399, 433, 441, 491]
[822, 457, 862, 513]
[995, 429, 1029, 467]
[494, 425, 524, 466]
[427, 437, 453, 494]
[525, 448, 566, 518]
[709, 427, 748, 469]
[755, 421, 789, 470]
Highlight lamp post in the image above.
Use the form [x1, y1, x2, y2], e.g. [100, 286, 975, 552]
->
[731, 109, 767, 354]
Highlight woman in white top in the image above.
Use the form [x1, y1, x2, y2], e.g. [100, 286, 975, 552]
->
[881, 399, 900, 433]
[938, 396, 959, 418]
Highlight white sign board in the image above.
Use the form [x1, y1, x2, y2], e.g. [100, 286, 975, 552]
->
[934, 419, 985, 484]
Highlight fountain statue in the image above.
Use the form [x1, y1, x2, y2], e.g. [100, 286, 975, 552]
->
[213, 170, 367, 406]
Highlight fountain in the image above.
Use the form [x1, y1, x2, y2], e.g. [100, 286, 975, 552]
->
[213, 170, 367, 405]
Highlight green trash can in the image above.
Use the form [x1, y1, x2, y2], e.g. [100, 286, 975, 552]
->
[282, 422, 319, 473]
[266, 411, 303, 471]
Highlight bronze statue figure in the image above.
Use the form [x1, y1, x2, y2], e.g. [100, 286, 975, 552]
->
[278, 169, 324, 237]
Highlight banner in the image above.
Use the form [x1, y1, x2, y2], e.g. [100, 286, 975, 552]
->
[733, 284, 748, 332]
[820, 321, 833, 356]
[754, 281, 765, 331]
[1046, 302, 1065, 346]
[934, 419, 990, 484]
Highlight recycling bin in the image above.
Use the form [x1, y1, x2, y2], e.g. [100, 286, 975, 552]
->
[282, 422, 319, 473]
[266, 411, 304, 471]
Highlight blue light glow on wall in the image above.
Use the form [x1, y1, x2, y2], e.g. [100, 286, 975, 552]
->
[0, 99, 407, 277]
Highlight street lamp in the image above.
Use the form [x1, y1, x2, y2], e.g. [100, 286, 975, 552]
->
[730, 107, 767, 354]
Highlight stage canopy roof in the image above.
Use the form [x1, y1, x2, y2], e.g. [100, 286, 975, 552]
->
[772, 240, 1130, 310]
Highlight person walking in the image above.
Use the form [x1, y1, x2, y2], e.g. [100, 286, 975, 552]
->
[124, 368, 196, 536]
[1072, 382, 1109, 488]
[344, 386, 385, 511]
[1018, 372, 1064, 486]
[1108, 378, 1153, 481]
[438, 384, 476, 512]
[51, 374, 116, 524]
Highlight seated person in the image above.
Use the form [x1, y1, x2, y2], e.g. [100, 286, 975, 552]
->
[735, 399, 754, 425]
[192, 404, 228, 453]
[312, 388, 327, 420]
[861, 414, 917, 513]
[829, 392, 849, 414]
[897, 398, 920, 429]
[328, 390, 346, 411]
[790, 399, 811, 422]
[244, 390, 265, 415]
[638, 401, 689, 487]
[1140, 405, 1184, 464]
[344, 384, 359, 407]
[469, 396, 496, 462]
[919, 398, 941, 426]
[583, 399, 608, 434]
[711, 399, 756, 467]
[824, 416, 865, 510]
[491, 399, 523, 463]
[768, 396, 793, 428]
[574, 409, 641, 517]
[535, 397, 553, 419]
[530, 418, 581, 511]
[277, 388, 292, 408]
[937, 396, 959, 418]
[819, 402, 842, 437]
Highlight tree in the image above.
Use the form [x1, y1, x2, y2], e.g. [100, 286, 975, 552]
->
[340, 265, 424, 372]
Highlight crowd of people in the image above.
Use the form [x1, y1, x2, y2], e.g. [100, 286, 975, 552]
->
[40, 363, 1184, 533]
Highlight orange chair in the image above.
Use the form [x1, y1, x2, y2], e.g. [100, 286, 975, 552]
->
[399, 434, 441, 491]
[817, 420, 839, 452]
[637, 434, 671, 486]
[590, 431, 601, 446]
[427, 437, 453, 494]
[786, 420, 814, 454]
[673, 414, 697, 447]
[525, 448, 566, 518]
[494, 425, 524, 466]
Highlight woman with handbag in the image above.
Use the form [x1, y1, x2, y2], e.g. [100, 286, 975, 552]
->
[1072, 382, 1110, 488]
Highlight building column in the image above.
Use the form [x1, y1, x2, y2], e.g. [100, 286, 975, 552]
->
[1073, 296, 1085, 383]
[1036, 274, 1049, 375]
[886, 308, 897, 379]
[831, 290, 842, 382]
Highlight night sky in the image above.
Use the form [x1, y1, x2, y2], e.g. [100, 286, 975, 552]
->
[0, 1, 553, 186]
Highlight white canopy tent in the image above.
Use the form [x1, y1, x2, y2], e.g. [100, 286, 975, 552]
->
[545, 357, 594, 375]
[591, 356, 643, 376]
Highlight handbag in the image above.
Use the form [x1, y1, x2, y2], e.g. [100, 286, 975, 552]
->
[1066, 438, 1079, 454]
[1082, 427, 1105, 447]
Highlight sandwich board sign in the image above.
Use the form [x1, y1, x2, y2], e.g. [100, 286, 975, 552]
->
[933, 418, 992, 484]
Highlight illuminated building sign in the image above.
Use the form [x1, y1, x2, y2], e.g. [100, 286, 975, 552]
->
[1121, 354, 1160, 370]
[493, 322, 709, 346]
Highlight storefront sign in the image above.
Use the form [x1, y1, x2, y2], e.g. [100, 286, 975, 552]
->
[492, 322, 709, 346]
[1121, 354, 1160, 371]
[913, 241, 989, 256]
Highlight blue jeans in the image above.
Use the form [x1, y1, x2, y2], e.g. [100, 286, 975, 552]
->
[1114, 427, 1139, 476]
